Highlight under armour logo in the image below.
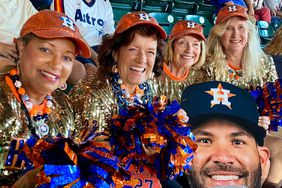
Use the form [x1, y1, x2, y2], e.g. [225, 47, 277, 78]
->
[187, 22, 196, 28]
[138, 13, 150, 21]
[205, 83, 236, 109]
[61, 16, 75, 31]
[228, 5, 237, 12]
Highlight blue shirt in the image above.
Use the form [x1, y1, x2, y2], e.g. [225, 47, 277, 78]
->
[211, 0, 247, 12]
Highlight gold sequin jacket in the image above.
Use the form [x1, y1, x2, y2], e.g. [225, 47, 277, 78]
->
[202, 56, 278, 88]
[69, 70, 155, 133]
[149, 64, 206, 102]
[69, 72, 119, 132]
[0, 74, 75, 185]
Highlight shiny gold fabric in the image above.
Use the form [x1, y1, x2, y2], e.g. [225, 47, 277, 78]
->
[0, 74, 76, 184]
[69, 72, 118, 132]
[149, 68, 206, 102]
[203, 56, 278, 88]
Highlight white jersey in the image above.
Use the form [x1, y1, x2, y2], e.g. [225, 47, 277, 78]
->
[0, 0, 37, 44]
[51, 0, 115, 47]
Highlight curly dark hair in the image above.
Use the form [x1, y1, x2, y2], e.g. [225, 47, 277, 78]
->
[98, 25, 165, 78]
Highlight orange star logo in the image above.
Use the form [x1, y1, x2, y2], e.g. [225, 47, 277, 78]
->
[205, 83, 236, 109]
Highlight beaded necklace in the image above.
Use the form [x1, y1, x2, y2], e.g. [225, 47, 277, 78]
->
[227, 61, 242, 81]
[8, 68, 53, 137]
[111, 72, 151, 109]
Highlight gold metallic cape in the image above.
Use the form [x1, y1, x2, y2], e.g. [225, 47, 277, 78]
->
[203, 56, 278, 88]
[0, 74, 75, 183]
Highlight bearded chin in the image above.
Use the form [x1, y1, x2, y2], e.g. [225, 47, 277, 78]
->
[188, 164, 262, 188]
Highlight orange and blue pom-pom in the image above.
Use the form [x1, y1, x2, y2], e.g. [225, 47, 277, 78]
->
[20, 127, 122, 187]
[110, 96, 197, 181]
[250, 79, 282, 131]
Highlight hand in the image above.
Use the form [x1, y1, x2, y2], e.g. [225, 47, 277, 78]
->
[142, 143, 157, 157]
[258, 116, 270, 131]
[0, 42, 18, 61]
[12, 166, 42, 188]
[175, 108, 189, 123]
[142, 143, 157, 165]
[270, 9, 277, 16]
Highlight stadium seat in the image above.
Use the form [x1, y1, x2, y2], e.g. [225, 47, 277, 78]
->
[184, 15, 213, 37]
[162, 0, 174, 13]
[173, 0, 195, 7]
[257, 21, 275, 39]
[256, 20, 276, 47]
[271, 17, 282, 32]
[184, 0, 205, 3]
[172, 1, 196, 21]
[132, 0, 143, 11]
[143, 5, 163, 13]
[195, 3, 216, 23]
[110, 0, 131, 3]
[149, 12, 175, 36]
[143, 0, 173, 13]
[111, 3, 132, 26]
[110, 0, 142, 25]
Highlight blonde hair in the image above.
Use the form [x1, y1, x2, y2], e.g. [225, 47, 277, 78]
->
[165, 36, 206, 69]
[264, 26, 282, 56]
[207, 19, 266, 80]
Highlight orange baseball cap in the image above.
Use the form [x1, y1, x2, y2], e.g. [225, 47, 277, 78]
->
[115, 11, 167, 39]
[20, 10, 90, 58]
[169, 20, 205, 41]
[216, 5, 248, 24]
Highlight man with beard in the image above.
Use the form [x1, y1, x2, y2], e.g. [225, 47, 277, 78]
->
[180, 81, 270, 188]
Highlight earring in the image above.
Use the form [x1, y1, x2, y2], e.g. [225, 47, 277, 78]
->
[112, 64, 118, 73]
[149, 72, 154, 79]
[59, 82, 67, 91]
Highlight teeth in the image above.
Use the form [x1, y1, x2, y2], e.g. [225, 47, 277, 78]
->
[41, 71, 58, 81]
[130, 66, 145, 73]
[182, 55, 193, 59]
[212, 175, 239, 181]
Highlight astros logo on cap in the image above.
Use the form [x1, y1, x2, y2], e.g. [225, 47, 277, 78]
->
[228, 5, 238, 12]
[205, 83, 236, 109]
[187, 21, 196, 28]
[138, 13, 150, 21]
[61, 16, 75, 31]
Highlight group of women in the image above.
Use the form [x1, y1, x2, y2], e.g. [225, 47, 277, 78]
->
[0, 4, 280, 187]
